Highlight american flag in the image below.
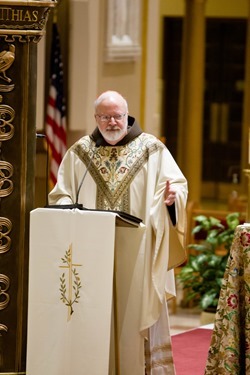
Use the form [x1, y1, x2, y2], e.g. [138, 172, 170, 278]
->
[45, 22, 67, 189]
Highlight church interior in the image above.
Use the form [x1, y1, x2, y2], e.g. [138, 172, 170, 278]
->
[34, 0, 248, 327]
[1, 0, 250, 373]
[35, 0, 250, 212]
[35, 0, 249, 323]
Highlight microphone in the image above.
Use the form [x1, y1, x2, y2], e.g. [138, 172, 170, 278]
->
[44, 137, 143, 224]
[74, 138, 102, 207]
[36, 133, 46, 139]
[45, 138, 102, 210]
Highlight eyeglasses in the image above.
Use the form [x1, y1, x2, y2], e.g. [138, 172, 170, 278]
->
[96, 113, 126, 122]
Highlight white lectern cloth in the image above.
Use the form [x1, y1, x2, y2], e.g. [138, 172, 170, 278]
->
[26, 208, 145, 375]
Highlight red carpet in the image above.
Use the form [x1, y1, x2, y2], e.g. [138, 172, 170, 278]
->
[172, 328, 213, 375]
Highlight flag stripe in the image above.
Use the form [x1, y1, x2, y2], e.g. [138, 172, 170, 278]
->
[45, 23, 67, 189]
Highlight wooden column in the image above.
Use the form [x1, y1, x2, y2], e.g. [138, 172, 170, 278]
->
[178, 0, 206, 203]
[0, 1, 55, 373]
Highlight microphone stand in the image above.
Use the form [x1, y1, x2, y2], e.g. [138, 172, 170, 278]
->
[46, 139, 102, 210]
[75, 139, 102, 206]
[74, 158, 93, 207]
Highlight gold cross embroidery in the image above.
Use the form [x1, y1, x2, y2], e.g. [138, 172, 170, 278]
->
[59, 243, 82, 321]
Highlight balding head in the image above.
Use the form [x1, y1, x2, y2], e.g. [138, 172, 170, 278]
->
[94, 91, 128, 113]
[94, 91, 129, 145]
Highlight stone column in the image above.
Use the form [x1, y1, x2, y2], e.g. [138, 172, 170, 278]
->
[177, 0, 206, 203]
[0, 1, 55, 372]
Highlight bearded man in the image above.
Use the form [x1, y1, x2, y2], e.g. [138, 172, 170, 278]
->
[49, 90, 188, 374]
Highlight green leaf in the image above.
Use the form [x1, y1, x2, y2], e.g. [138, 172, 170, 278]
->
[200, 291, 217, 310]
[192, 224, 204, 234]
[188, 243, 212, 253]
[179, 211, 240, 310]
[202, 269, 217, 280]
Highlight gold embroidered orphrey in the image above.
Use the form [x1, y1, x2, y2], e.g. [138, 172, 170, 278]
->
[59, 243, 82, 321]
[74, 133, 161, 212]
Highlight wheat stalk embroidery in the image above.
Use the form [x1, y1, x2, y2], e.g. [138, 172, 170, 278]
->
[59, 243, 82, 321]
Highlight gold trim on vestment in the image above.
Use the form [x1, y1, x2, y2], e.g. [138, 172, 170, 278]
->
[145, 342, 174, 371]
[74, 133, 162, 211]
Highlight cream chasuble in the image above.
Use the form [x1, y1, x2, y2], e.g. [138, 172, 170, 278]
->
[48, 131, 188, 374]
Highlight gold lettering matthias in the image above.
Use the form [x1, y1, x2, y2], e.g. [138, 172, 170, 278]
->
[0, 8, 39, 22]
[0, 161, 13, 197]
[0, 217, 12, 254]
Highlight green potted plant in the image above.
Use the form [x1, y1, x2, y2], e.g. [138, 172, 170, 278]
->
[178, 212, 240, 316]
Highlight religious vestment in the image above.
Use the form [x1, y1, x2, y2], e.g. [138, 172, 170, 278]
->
[49, 116, 188, 374]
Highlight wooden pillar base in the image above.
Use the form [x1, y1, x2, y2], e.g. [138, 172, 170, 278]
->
[0, 1, 55, 372]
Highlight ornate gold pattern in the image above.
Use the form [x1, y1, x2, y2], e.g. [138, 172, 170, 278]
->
[74, 133, 161, 211]
[0, 83, 14, 92]
[0, 1, 55, 43]
[0, 0, 54, 4]
[0, 0, 55, 368]
[145, 343, 174, 371]
[0, 33, 44, 43]
[0, 100, 15, 141]
[0, 323, 8, 334]
[0, 43, 15, 82]
[0, 42, 14, 347]
[148, 357, 174, 370]
[145, 343, 172, 355]
[0, 160, 13, 197]
[0, 5, 52, 30]
[59, 244, 82, 321]
[0, 217, 12, 254]
[0, 274, 10, 310]
[0, 372, 26, 375]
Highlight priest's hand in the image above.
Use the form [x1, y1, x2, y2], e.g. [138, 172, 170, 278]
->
[164, 180, 176, 206]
